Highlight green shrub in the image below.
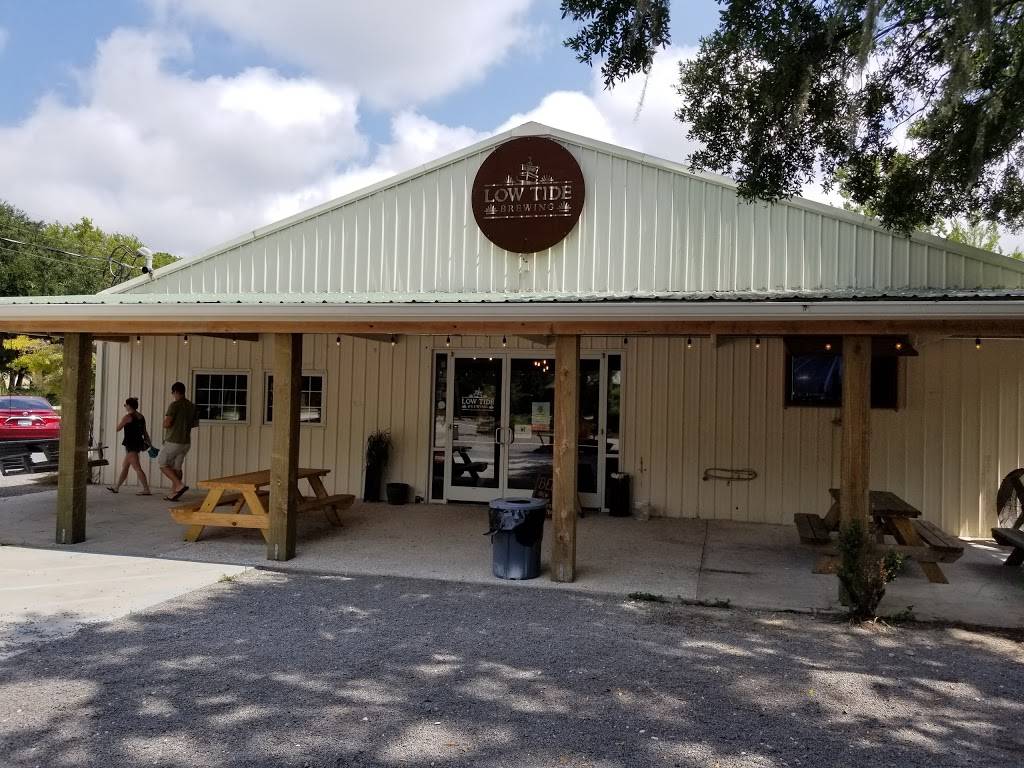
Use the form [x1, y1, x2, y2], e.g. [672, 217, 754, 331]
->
[837, 519, 904, 620]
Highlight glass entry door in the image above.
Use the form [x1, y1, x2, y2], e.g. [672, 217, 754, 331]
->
[448, 356, 503, 502]
[443, 352, 611, 507]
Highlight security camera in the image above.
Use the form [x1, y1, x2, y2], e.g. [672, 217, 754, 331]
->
[136, 246, 154, 274]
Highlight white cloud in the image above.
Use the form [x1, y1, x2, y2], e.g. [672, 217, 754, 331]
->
[0, 28, 365, 255]
[156, 0, 536, 108]
[497, 46, 700, 164]
[264, 48, 705, 227]
[264, 112, 485, 222]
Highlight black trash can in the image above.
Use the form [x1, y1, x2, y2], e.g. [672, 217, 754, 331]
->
[607, 472, 631, 517]
[486, 498, 547, 580]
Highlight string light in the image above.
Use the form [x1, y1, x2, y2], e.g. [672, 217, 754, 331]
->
[335, 335, 342, 347]
[975, 337, 982, 349]
[502, 335, 507, 347]
[445, 335, 451, 348]
[824, 342, 832, 352]
[135, 335, 141, 344]
[895, 341, 903, 351]
[686, 337, 693, 349]
[232, 337, 237, 345]
[754, 337, 761, 350]
[183, 335, 189, 345]
[390, 335, 397, 347]
[623, 337, 629, 346]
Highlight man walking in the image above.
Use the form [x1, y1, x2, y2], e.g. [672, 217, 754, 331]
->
[159, 381, 197, 501]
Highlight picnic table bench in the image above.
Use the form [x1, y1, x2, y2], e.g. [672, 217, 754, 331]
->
[170, 467, 354, 542]
[795, 489, 965, 584]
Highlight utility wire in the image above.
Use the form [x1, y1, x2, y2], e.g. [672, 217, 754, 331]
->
[0, 243, 103, 272]
[0, 236, 115, 266]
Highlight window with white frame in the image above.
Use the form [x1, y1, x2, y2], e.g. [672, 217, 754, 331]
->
[265, 373, 324, 425]
[193, 372, 249, 422]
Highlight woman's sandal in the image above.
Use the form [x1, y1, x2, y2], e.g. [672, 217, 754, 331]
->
[106, 487, 119, 494]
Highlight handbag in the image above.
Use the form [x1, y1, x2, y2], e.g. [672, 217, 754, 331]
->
[147, 446, 160, 459]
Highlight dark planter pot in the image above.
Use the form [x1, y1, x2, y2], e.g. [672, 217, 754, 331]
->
[364, 464, 384, 502]
[386, 482, 410, 505]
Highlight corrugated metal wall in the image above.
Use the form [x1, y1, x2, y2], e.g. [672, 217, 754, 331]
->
[125, 140, 1024, 297]
[622, 336, 1024, 537]
[94, 334, 618, 502]
[97, 334, 1021, 538]
[95, 334, 435, 500]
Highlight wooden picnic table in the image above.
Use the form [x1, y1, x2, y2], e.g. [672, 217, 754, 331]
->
[170, 467, 354, 542]
[795, 488, 964, 584]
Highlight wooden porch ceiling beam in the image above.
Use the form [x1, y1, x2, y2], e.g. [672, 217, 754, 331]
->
[3, 319, 1024, 336]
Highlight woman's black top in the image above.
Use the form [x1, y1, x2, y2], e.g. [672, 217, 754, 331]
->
[122, 413, 148, 453]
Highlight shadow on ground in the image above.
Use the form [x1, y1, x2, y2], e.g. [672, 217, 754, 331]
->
[1, 570, 1021, 767]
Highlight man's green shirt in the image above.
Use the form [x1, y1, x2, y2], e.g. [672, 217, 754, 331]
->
[164, 398, 197, 444]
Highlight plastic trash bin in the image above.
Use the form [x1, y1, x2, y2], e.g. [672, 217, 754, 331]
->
[607, 472, 631, 517]
[486, 498, 547, 580]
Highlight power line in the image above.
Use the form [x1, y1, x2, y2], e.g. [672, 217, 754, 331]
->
[0, 243, 103, 272]
[0, 236, 114, 266]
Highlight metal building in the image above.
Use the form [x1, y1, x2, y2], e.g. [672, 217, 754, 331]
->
[3, 122, 1023, 578]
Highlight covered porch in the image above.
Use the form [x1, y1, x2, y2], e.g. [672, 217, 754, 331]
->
[2, 294, 1024, 600]
[2, 486, 1023, 627]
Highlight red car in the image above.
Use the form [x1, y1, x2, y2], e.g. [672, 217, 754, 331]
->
[0, 395, 61, 441]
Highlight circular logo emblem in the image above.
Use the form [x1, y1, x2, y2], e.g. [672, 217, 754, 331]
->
[471, 136, 585, 254]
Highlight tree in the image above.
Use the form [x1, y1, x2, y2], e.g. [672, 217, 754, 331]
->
[562, 1, 1024, 236]
[2, 336, 65, 401]
[1, 202, 177, 297]
[0, 200, 179, 397]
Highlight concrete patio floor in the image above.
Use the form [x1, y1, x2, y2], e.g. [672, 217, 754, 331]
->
[1, 486, 1022, 628]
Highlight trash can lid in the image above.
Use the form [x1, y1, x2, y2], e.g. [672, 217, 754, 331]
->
[488, 497, 548, 512]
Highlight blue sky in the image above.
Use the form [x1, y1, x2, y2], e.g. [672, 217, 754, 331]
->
[0, 2, 730, 254]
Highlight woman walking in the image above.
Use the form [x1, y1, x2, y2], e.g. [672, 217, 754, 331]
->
[108, 397, 152, 495]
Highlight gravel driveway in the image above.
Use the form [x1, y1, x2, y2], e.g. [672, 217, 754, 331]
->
[1, 569, 1021, 767]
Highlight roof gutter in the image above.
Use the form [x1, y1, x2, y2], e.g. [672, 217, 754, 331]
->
[0, 300, 1023, 338]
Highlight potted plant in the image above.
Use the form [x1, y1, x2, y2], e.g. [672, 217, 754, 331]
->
[364, 430, 392, 502]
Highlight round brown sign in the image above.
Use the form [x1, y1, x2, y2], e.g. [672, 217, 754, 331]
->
[471, 136, 585, 253]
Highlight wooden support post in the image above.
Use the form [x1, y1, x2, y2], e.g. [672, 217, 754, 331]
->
[552, 334, 580, 583]
[267, 333, 301, 561]
[56, 332, 93, 544]
[839, 335, 871, 531]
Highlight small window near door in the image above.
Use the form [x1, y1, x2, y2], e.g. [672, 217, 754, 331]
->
[194, 372, 249, 422]
[264, 373, 324, 424]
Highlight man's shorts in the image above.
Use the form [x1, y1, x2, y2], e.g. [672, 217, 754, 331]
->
[158, 441, 191, 471]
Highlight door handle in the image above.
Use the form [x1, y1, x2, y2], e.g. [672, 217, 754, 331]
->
[507, 425, 516, 445]
[495, 427, 502, 445]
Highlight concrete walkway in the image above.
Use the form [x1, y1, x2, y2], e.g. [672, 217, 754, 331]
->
[2, 486, 1022, 628]
[0, 546, 248, 658]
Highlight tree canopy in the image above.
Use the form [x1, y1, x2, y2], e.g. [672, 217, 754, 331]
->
[562, 0, 1024, 237]
[0, 201, 176, 297]
[0, 200, 178, 398]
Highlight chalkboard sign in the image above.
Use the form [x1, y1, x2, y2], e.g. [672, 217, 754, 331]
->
[532, 471, 584, 517]
[533, 471, 553, 501]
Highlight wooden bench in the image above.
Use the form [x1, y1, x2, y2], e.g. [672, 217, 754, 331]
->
[912, 519, 966, 563]
[794, 513, 832, 544]
[992, 527, 1024, 567]
[171, 469, 350, 542]
[0, 440, 108, 476]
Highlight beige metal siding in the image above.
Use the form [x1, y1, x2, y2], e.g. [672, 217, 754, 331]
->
[622, 336, 1024, 538]
[98, 333, 1022, 538]
[96, 334, 435, 499]
[125, 140, 1024, 297]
